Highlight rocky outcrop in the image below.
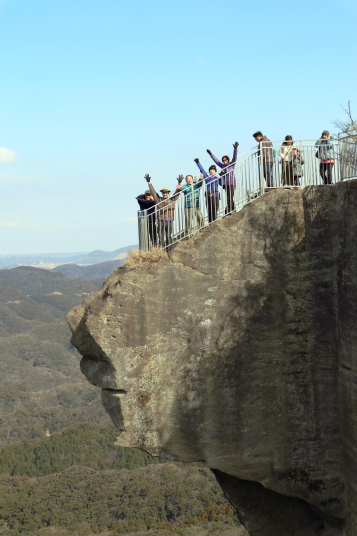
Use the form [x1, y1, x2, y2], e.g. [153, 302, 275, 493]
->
[67, 182, 357, 536]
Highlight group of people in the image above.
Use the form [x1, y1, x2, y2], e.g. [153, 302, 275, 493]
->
[136, 142, 239, 248]
[254, 130, 335, 187]
[136, 130, 335, 249]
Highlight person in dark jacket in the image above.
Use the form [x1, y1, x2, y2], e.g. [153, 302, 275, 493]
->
[144, 174, 182, 248]
[136, 190, 157, 247]
[206, 142, 239, 214]
[194, 159, 220, 223]
[315, 130, 335, 185]
[291, 148, 304, 187]
[253, 131, 274, 188]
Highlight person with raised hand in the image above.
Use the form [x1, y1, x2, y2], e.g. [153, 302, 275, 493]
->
[194, 158, 220, 224]
[136, 188, 157, 248]
[144, 173, 182, 249]
[206, 142, 239, 214]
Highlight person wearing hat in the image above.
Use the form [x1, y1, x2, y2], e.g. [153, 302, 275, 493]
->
[144, 174, 182, 248]
[136, 190, 157, 248]
[315, 130, 335, 185]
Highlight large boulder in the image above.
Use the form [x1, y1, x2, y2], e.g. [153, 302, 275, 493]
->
[67, 182, 357, 536]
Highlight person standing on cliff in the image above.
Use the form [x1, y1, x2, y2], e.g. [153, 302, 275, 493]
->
[279, 135, 295, 186]
[253, 131, 275, 189]
[315, 130, 335, 185]
[291, 148, 304, 188]
[144, 174, 182, 248]
[136, 190, 157, 248]
[181, 174, 204, 236]
[206, 142, 239, 214]
[193, 159, 220, 223]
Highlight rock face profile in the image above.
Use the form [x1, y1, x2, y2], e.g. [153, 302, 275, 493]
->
[67, 182, 357, 536]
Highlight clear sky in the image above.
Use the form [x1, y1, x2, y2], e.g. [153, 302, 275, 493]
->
[0, 0, 356, 253]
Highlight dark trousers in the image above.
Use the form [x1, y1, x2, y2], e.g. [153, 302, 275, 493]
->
[206, 196, 219, 223]
[259, 161, 274, 187]
[282, 161, 294, 186]
[264, 162, 274, 187]
[148, 219, 157, 246]
[225, 184, 235, 213]
[319, 163, 334, 185]
[158, 220, 173, 248]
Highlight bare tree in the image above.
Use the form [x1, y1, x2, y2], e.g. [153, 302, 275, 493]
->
[334, 102, 357, 178]
[334, 101, 357, 142]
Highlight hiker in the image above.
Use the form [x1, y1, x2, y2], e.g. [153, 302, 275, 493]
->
[291, 148, 304, 187]
[145, 174, 182, 248]
[280, 135, 295, 186]
[206, 142, 239, 214]
[253, 131, 275, 188]
[136, 190, 158, 248]
[194, 159, 220, 223]
[182, 174, 204, 236]
[315, 130, 335, 185]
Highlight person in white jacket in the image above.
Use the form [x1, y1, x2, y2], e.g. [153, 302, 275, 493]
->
[280, 135, 295, 186]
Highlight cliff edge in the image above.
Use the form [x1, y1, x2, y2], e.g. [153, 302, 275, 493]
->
[67, 182, 357, 536]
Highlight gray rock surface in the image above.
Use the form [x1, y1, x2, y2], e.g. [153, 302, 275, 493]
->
[67, 182, 357, 536]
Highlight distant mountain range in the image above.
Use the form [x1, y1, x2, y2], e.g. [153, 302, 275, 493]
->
[53, 259, 125, 279]
[0, 245, 137, 270]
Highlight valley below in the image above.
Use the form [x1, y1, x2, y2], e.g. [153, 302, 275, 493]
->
[0, 265, 246, 536]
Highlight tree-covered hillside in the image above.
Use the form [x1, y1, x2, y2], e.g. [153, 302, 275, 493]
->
[0, 267, 246, 536]
[0, 266, 110, 446]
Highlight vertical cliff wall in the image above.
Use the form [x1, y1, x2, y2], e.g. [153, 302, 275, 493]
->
[67, 181, 357, 536]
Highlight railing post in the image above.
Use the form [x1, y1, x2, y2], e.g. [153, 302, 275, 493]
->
[140, 210, 149, 252]
[138, 212, 142, 251]
[259, 144, 265, 195]
[337, 134, 342, 183]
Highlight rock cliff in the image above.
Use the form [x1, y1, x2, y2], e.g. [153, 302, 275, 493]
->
[67, 181, 357, 536]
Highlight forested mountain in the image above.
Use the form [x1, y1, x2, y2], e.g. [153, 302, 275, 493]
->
[0, 267, 246, 536]
[0, 245, 136, 269]
[0, 266, 109, 446]
[53, 259, 124, 279]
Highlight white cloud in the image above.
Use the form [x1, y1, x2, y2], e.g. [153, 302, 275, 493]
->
[0, 222, 40, 231]
[0, 147, 17, 163]
[122, 217, 138, 224]
[0, 222, 20, 228]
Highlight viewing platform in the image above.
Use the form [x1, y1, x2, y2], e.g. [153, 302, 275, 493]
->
[138, 137, 357, 251]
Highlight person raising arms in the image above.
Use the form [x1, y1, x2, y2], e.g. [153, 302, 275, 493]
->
[144, 174, 182, 249]
[194, 159, 220, 224]
[206, 142, 239, 214]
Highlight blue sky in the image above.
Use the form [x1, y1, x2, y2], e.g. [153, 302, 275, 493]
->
[0, 0, 356, 253]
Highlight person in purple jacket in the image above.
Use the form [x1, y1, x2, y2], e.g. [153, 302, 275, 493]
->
[206, 142, 239, 214]
[194, 158, 220, 223]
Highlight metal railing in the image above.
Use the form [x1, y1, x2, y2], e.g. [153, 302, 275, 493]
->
[138, 138, 357, 251]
